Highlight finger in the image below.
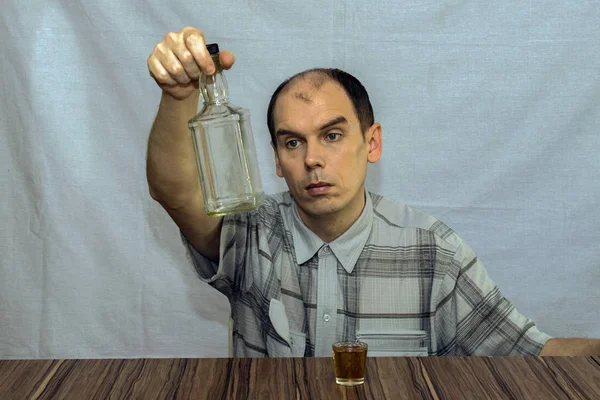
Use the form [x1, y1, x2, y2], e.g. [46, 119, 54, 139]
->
[219, 50, 236, 70]
[148, 56, 178, 86]
[182, 29, 215, 75]
[172, 46, 202, 81]
[155, 48, 191, 85]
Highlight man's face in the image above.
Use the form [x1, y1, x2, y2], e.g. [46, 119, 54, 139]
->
[272, 78, 381, 223]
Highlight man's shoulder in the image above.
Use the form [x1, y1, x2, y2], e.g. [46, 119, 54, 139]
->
[264, 190, 293, 205]
[245, 191, 293, 223]
[369, 192, 464, 249]
[260, 191, 293, 213]
[221, 191, 291, 228]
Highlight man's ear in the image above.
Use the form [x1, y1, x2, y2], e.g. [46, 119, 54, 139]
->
[271, 141, 284, 177]
[366, 123, 382, 163]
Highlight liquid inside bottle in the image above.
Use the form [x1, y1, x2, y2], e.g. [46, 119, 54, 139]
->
[188, 43, 264, 216]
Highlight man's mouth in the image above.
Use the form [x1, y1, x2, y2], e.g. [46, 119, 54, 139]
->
[305, 181, 333, 195]
[305, 182, 331, 190]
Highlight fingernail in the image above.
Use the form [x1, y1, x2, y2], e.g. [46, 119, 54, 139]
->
[206, 65, 215, 75]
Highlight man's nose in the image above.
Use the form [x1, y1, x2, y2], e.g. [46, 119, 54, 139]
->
[304, 141, 325, 170]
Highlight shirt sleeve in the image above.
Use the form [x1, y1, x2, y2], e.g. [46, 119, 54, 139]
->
[451, 241, 552, 356]
[180, 210, 261, 297]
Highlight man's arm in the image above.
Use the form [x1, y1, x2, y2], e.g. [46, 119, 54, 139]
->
[147, 91, 222, 261]
[146, 27, 235, 261]
[539, 338, 600, 356]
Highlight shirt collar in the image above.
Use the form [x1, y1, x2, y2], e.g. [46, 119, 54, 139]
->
[291, 188, 373, 273]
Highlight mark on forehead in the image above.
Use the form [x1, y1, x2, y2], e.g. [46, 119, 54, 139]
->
[293, 91, 312, 103]
[289, 72, 330, 103]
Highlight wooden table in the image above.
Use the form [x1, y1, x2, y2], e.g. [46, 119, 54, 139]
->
[1, 356, 599, 399]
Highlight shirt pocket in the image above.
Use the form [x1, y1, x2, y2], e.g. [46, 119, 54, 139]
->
[356, 329, 428, 357]
[289, 330, 306, 356]
[266, 330, 306, 357]
[267, 298, 306, 357]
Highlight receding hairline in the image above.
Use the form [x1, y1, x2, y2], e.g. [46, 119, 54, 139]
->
[281, 71, 343, 99]
[275, 72, 350, 110]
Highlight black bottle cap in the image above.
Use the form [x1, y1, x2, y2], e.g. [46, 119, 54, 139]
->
[206, 43, 220, 55]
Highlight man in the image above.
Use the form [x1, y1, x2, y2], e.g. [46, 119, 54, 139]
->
[146, 26, 599, 357]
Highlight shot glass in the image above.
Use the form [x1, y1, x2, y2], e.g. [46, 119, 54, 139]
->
[332, 340, 368, 386]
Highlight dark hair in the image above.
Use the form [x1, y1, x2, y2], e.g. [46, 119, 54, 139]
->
[267, 68, 375, 146]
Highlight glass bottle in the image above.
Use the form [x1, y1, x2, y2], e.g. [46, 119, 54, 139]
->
[188, 43, 264, 216]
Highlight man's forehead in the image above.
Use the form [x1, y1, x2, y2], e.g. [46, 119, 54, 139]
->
[272, 74, 358, 132]
[292, 90, 313, 103]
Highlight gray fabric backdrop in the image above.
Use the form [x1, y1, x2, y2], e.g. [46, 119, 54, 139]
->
[1, 0, 599, 359]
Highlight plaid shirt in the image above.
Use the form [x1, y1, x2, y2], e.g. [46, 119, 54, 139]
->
[182, 190, 551, 357]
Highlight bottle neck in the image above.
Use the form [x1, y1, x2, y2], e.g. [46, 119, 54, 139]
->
[200, 54, 229, 105]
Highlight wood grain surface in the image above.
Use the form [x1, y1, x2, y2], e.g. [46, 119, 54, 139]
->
[1, 356, 599, 399]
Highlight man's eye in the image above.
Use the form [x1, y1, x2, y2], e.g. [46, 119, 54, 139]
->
[326, 133, 341, 141]
[286, 139, 299, 148]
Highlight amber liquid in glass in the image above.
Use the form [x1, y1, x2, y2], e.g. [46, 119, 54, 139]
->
[332, 343, 368, 386]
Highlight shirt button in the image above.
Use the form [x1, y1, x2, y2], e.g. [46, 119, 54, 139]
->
[323, 313, 331, 322]
[322, 246, 330, 254]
